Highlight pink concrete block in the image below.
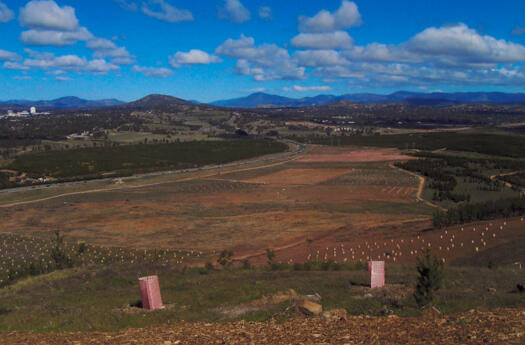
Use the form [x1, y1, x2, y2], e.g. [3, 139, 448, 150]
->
[139, 275, 164, 310]
[368, 261, 385, 288]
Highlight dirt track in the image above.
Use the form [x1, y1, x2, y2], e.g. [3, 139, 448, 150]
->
[2, 309, 524, 345]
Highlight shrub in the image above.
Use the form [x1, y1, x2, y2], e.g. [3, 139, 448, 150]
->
[266, 248, 275, 267]
[241, 260, 251, 270]
[414, 249, 445, 308]
[217, 250, 234, 267]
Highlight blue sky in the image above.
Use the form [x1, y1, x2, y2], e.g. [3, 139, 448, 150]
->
[1, 0, 525, 102]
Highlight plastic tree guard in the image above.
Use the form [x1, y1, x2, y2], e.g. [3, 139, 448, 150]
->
[368, 261, 385, 288]
[139, 275, 164, 310]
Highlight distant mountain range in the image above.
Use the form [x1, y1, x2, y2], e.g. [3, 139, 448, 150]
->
[3, 91, 525, 112]
[211, 91, 525, 108]
[0, 96, 124, 110]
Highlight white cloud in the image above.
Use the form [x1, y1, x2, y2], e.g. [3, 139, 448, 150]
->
[111, 57, 135, 65]
[0, 1, 13, 23]
[20, 27, 93, 46]
[291, 85, 332, 92]
[86, 38, 117, 50]
[258, 6, 272, 20]
[21, 51, 119, 75]
[132, 65, 174, 78]
[216, 35, 305, 81]
[406, 24, 525, 66]
[19, 0, 79, 31]
[294, 50, 348, 67]
[298, 1, 361, 33]
[0, 49, 21, 61]
[86, 38, 134, 64]
[169, 49, 221, 67]
[85, 59, 120, 74]
[218, 0, 251, 23]
[141, 0, 193, 23]
[291, 31, 353, 49]
[3, 62, 29, 70]
[114, 0, 138, 11]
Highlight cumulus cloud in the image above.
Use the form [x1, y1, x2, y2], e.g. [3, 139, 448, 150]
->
[294, 49, 348, 67]
[21, 51, 119, 74]
[132, 65, 174, 78]
[3, 62, 29, 70]
[169, 49, 221, 67]
[19, 0, 79, 31]
[0, 1, 14, 23]
[291, 31, 353, 49]
[18, 1, 94, 47]
[86, 38, 135, 65]
[218, 0, 251, 23]
[21, 27, 93, 46]
[0, 49, 21, 61]
[298, 0, 361, 33]
[258, 6, 272, 20]
[142, 0, 193, 23]
[216, 34, 305, 81]
[406, 24, 525, 66]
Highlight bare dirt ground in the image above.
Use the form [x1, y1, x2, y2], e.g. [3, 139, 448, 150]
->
[297, 146, 414, 163]
[3, 309, 524, 345]
[244, 168, 353, 185]
[251, 217, 525, 267]
[0, 146, 428, 257]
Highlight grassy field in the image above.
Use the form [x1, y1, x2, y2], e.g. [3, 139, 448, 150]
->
[0, 263, 523, 332]
[6, 139, 287, 180]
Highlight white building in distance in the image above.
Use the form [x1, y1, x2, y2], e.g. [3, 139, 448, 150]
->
[30, 106, 36, 114]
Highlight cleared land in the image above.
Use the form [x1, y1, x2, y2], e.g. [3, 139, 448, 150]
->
[298, 146, 413, 163]
[0, 146, 429, 258]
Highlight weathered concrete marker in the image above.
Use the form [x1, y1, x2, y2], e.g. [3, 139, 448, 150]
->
[368, 261, 385, 288]
[139, 275, 164, 310]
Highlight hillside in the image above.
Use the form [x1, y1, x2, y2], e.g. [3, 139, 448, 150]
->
[122, 94, 194, 109]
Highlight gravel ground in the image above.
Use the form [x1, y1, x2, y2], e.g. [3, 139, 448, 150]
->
[2, 308, 524, 345]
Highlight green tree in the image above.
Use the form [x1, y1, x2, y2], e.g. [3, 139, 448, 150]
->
[414, 249, 445, 308]
[217, 250, 234, 267]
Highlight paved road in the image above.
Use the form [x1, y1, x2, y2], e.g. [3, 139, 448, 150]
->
[0, 139, 306, 195]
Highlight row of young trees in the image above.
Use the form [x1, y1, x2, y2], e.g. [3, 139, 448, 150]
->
[433, 197, 525, 228]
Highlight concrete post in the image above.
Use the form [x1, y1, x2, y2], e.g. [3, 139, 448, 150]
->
[139, 275, 164, 310]
[368, 261, 385, 288]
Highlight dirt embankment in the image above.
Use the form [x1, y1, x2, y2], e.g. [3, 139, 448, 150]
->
[3, 309, 524, 344]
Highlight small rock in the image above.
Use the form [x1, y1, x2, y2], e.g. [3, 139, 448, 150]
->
[487, 288, 497, 293]
[296, 300, 323, 316]
[363, 293, 373, 298]
[321, 309, 347, 321]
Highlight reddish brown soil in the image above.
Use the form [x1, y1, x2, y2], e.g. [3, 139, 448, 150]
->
[298, 146, 413, 163]
[243, 217, 525, 267]
[244, 168, 353, 185]
[3, 309, 524, 344]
